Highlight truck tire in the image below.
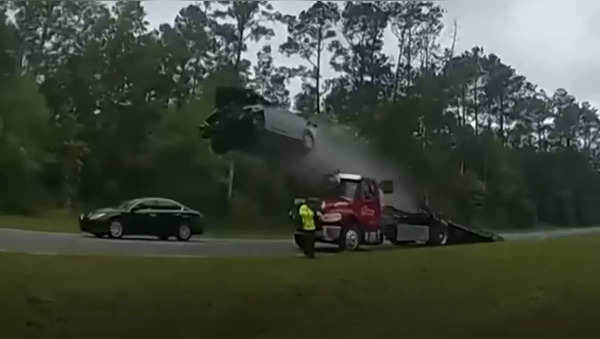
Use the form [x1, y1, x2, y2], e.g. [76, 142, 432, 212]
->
[339, 226, 361, 251]
[427, 221, 448, 246]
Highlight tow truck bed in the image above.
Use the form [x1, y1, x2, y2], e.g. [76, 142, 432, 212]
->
[382, 206, 503, 244]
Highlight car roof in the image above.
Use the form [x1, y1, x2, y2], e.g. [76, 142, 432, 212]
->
[133, 197, 182, 205]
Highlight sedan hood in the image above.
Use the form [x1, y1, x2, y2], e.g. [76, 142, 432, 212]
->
[83, 207, 125, 219]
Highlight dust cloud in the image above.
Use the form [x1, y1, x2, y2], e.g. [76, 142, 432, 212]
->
[291, 121, 418, 211]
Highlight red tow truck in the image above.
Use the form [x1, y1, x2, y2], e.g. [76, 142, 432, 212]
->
[290, 172, 502, 251]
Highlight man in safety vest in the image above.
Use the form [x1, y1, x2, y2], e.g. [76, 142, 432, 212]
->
[296, 202, 316, 258]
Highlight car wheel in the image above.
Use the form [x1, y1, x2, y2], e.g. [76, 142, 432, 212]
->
[427, 221, 449, 246]
[339, 226, 361, 251]
[109, 220, 124, 239]
[211, 136, 229, 154]
[251, 113, 265, 132]
[302, 131, 315, 151]
[177, 224, 192, 241]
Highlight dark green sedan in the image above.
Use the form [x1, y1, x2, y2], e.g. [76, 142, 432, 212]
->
[79, 197, 204, 241]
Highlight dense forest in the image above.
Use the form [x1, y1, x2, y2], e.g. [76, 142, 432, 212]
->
[1, 1, 600, 229]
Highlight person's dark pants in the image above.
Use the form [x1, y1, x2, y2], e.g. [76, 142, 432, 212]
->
[294, 230, 315, 258]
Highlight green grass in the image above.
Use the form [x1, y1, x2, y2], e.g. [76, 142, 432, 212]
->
[3, 235, 600, 338]
[0, 209, 290, 238]
[0, 209, 79, 233]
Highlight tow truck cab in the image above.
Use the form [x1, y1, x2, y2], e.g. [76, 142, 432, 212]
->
[311, 173, 393, 247]
[292, 172, 448, 250]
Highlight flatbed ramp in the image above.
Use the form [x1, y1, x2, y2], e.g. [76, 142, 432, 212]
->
[446, 220, 504, 244]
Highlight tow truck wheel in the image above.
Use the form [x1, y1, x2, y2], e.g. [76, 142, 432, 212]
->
[340, 226, 361, 251]
[427, 221, 448, 246]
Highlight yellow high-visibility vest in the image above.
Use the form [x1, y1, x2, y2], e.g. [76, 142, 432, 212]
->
[299, 204, 316, 231]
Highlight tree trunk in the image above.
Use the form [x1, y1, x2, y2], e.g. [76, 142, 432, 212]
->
[537, 124, 543, 151]
[405, 28, 413, 92]
[234, 19, 246, 74]
[499, 95, 505, 142]
[461, 84, 467, 127]
[227, 159, 235, 201]
[473, 81, 479, 135]
[235, 35, 243, 73]
[368, 28, 378, 84]
[392, 48, 402, 103]
[392, 30, 406, 103]
[316, 24, 322, 115]
[449, 20, 458, 60]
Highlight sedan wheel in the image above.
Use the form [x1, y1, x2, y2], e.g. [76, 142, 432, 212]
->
[109, 220, 123, 239]
[302, 132, 314, 151]
[177, 224, 192, 241]
[251, 113, 265, 132]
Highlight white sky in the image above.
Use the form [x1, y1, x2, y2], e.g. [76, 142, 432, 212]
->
[140, 0, 600, 107]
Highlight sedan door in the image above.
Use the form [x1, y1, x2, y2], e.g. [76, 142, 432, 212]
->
[129, 200, 161, 235]
[153, 200, 185, 236]
[263, 107, 291, 136]
[275, 110, 307, 140]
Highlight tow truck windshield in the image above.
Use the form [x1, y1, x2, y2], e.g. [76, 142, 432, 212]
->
[323, 176, 359, 201]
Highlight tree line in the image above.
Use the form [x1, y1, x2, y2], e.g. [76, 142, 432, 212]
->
[1, 1, 599, 229]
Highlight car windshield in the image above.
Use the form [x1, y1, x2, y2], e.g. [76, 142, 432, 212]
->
[117, 200, 137, 210]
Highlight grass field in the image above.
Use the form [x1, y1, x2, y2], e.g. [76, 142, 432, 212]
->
[0, 209, 289, 238]
[0, 210, 80, 233]
[3, 235, 600, 338]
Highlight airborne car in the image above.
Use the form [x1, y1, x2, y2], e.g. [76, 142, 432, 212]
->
[79, 197, 204, 241]
[200, 87, 317, 154]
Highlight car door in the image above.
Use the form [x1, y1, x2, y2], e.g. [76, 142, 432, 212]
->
[262, 107, 288, 136]
[286, 113, 308, 140]
[153, 200, 183, 235]
[130, 200, 160, 235]
[273, 109, 305, 140]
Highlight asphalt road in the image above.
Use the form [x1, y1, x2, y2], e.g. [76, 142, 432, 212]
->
[1, 226, 600, 258]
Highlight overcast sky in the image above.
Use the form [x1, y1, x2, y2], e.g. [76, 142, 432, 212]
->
[141, 0, 600, 107]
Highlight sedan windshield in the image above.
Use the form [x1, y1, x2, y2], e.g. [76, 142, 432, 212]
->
[117, 200, 137, 210]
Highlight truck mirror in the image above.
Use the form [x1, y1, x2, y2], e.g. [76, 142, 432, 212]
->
[379, 180, 394, 194]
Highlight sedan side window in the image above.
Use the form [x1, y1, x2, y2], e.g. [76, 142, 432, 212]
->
[155, 200, 182, 211]
[133, 202, 152, 211]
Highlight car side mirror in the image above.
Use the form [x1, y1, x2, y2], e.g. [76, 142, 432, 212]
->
[379, 180, 394, 194]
